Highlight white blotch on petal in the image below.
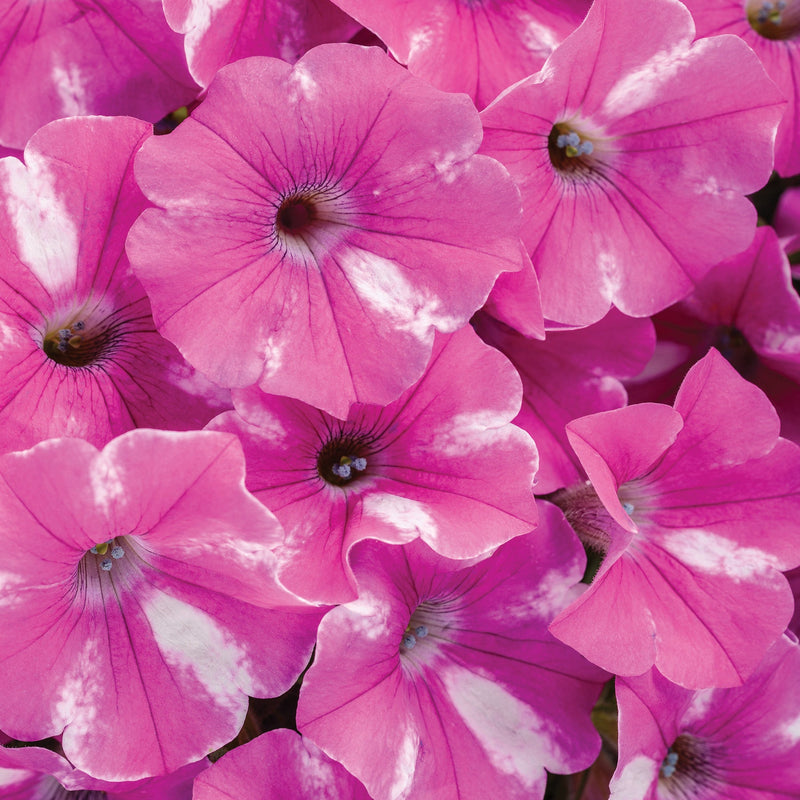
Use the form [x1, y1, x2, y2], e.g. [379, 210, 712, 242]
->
[428, 410, 518, 458]
[600, 44, 692, 119]
[361, 493, 437, 539]
[340, 247, 463, 340]
[442, 666, 552, 787]
[663, 529, 781, 581]
[52, 64, 87, 116]
[144, 591, 252, 705]
[597, 251, 622, 304]
[55, 638, 101, 735]
[611, 754, 659, 792]
[521, 17, 560, 53]
[781, 711, 800, 744]
[4, 158, 78, 294]
[408, 28, 433, 58]
[182, 0, 230, 39]
[262, 335, 285, 380]
[389, 725, 419, 799]
[290, 64, 319, 101]
[89, 453, 125, 515]
[342, 591, 395, 642]
[682, 688, 716, 725]
[297, 741, 339, 795]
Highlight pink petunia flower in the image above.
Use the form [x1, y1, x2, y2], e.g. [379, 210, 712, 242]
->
[163, 0, 360, 89]
[473, 308, 654, 494]
[480, 0, 784, 326]
[683, 0, 800, 176]
[626, 226, 800, 443]
[548, 349, 800, 688]
[297, 510, 608, 800]
[128, 44, 527, 418]
[328, 0, 590, 108]
[193, 729, 371, 799]
[611, 634, 800, 799]
[0, 742, 205, 799]
[208, 325, 538, 603]
[0, 115, 230, 453]
[0, 430, 321, 780]
[0, 0, 198, 149]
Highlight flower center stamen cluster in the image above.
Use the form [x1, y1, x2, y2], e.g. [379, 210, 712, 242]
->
[42, 314, 120, 369]
[330, 455, 367, 481]
[88, 538, 126, 572]
[747, 0, 800, 38]
[548, 122, 599, 175]
[658, 734, 721, 795]
[316, 428, 376, 488]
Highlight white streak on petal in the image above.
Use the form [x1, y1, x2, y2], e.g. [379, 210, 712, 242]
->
[297, 743, 339, 794]
[662, 529, 781, 581]
[340, 248, 462, 339]
[144, 591, 251, 706]
[56, 638, 101, 735]
[52, 64, 87, 116]
[600, 45, 691, 119]
[290, 64, 318, 101]
[343, 592, 395, 642]
[360, 493, 436, 539]
[4, 159, 78, 294]
[781, 711, 800, 744]
[389, 725, 418, 799]
[428, 410, 518, 457]
[611, 753, 659, 795]
[89, 453, 125, 515]
[442, 666, 551, 787]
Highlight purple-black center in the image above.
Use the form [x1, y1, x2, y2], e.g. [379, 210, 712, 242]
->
[316, 432, 373, 487]
[42, 317, 118, 368]
[548, 122, 597, 175]
[659, 734, 720, 797]
[747, 0, 800, 39]
[277, 195, 317, 233]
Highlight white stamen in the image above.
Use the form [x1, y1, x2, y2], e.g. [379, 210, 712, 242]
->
[579, 141, 594, 155]
[72, 320, 85, 331]
[90, 545, 98, 554]
[351, 457, 367, 471]
[622, 502, 635, 514]
[661, 763, 676, 778]
[100, 559, 113, 571]
[414, 625, 428, 638]
[111, 546, 124, 559]
[402, 633, 416, 650]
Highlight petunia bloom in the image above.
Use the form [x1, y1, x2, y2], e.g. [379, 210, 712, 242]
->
[0, 115, 230, 453]
[193, 729, 371, 799]
[163, 0, 360, 89]
[0, 429, 321, 780]
[611, 635, 800, 799]
[297, 511, 608, 800]
[548, 349, 800, 688]
[473, 308, 654, 494]
[0, 742, 205, 799]
[625, 226, 800, 443]
[329, 0, 590, 108]
[480, 0, 784, 326]
[208, 325, 538, 603]
[128, 43, 527, 418]
[0, 0, 197, 149]
[682, 0, 800, 176]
